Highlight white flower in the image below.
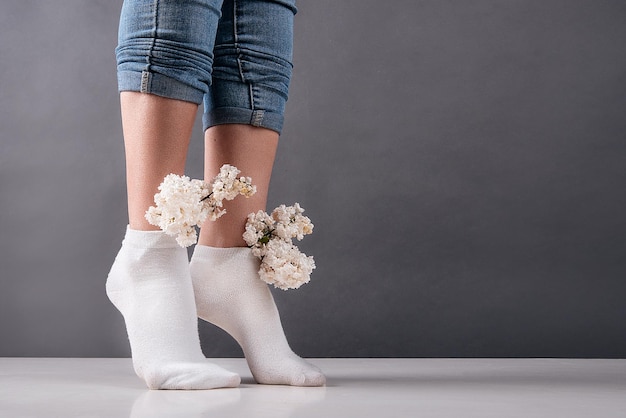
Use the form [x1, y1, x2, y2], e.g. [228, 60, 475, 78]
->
[271, 203, 313, 241]
[245, 203, 315, 290]
[144, 174, 210, 247]
[145, 165, 256, 247]
[243, 210, 274, 248]
[210, 164, 256, 203]
[258, 239, 315, 290]
[204, 165, 257, 221]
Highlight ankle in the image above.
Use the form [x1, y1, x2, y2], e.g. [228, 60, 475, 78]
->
[197, 235, 248, 248]
[122, 225, 181, 249]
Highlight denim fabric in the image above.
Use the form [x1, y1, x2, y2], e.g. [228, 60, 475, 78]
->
[116, 0, 296, 134]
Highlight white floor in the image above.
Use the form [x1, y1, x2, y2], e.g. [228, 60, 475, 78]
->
[0, 358, 625, 418]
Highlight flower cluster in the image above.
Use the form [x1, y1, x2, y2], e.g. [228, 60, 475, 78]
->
[205, 164, 256, 221]
[145, 165, 256, 247]
[244, 203, 316, 290]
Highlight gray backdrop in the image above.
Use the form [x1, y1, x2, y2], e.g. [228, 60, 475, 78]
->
[1, 0, 625, 358]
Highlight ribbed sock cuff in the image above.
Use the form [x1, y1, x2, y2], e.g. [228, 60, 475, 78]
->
[122, 225, 180, 249]
[191, 245, 254, 262]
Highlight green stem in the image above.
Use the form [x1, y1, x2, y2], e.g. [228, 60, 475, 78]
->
[259, 228, 274, 244]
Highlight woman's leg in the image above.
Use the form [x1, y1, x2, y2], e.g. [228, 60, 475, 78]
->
[121, 92, 196, 231]
[191, 0, 326, 386]
[107, 0, 240, 390]
[198, 124, 278, 247]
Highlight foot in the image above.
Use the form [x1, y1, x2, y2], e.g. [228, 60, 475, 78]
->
[190, 246, 325, 386]
[106, 227, 240, 390]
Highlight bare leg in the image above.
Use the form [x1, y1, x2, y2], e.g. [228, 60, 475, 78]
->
[121, 92, 197, 230]
[192, 124, 326, 386]
[107, 92, 240, 390]
[197, 124, 279, 247]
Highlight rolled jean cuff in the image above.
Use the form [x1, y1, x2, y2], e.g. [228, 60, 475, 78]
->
[203, 107, 284, 134]
[117, 70, 206, 105]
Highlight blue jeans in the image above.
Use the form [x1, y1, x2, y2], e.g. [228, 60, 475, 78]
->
[116, 0, 297, 134]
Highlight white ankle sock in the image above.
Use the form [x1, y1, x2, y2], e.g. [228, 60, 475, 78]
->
[190, 245, 326, 386]
[106, 227, 240, 390]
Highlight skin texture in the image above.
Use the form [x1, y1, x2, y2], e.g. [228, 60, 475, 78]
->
[120, 91, 278, 244]
[198, 124, 278, 247]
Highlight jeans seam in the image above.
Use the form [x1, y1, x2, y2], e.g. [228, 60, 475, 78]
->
[232, 0, 254, 111]
[248, 83, 256, 111]
[233, 0, 245, 82]
[140, 71, 150, 92]
[251, 110, 264, 126]
[141, 0, 160, 93]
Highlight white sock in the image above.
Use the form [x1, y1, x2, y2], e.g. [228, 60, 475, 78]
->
[106, 227, 240, 390]
[190, 245, 326, 387]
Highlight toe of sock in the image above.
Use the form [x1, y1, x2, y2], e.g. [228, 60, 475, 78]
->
[224, 372, 242, 388]
[301, 370, 326, 387]
[253, 366, 326, 387]
[145, 362, 241, 390]
[273, 370, 325, 387]
[249, 355, 326, 387]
